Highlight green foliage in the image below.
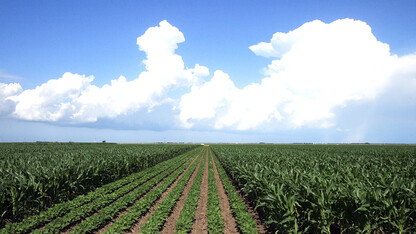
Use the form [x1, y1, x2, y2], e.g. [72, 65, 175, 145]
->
[69, 150, 196, 234]
[0, 143, 198, 224]
[140, 150, 203, 233]
[211, 144, 416, 233]
[176, 149, 207, 233]
[0, 146, 199, 233]
[104, 150, 201, 233]
[207, 151, 225, 233]
[211, 150, 258, 234]
[39, 151, 195, 234]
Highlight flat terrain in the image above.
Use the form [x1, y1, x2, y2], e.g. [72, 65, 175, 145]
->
[2, 143, 415, 233]
[1, 146, 261, 233]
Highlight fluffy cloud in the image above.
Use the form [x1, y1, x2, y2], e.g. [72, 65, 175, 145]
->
[179, 71, 285, 130]
[0, 83, 22, 115]
[179, 18, 416, 130]
[2, 19, 416, 132]
[6, 20, 209, 122]
[8, 73, 94, 121]
[389, 53, 416, 100]
[179, 71, 237, 128]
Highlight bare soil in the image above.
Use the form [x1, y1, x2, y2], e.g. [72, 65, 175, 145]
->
[95, 152, 200, 233]
[160, 149, 205, 233]
[212, 150, 268, 233]
[190, 150, 209, 234]
[209, 150, 239, 233]
[129, 151, 202, 233]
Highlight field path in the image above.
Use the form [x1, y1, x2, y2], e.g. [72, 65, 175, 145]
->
[210, 149, 239, 233]
[130, 150, 203, 233]
[95, 153, 198, 233]
[191, 148, 209, 234]
[160, 148, 206, 233]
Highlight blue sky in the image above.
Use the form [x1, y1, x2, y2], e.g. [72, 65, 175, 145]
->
[1, 1, 415, 143]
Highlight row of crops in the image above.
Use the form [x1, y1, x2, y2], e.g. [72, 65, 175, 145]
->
[91, 147, 257, 233]
[211, 144, 416, 233]
[0, 142, 198, 225]
[5, 142, 411, 233]
[1, 145, 259, 233]
[1, 147, 198, 233]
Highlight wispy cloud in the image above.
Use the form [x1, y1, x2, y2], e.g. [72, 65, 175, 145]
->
[0, 70, 23, 81]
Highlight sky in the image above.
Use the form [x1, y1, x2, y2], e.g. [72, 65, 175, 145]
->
[1, 0, 416, 143]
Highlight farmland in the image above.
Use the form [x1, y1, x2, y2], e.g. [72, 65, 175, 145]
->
[0, 144, 258, 233]
[0, 143, 198, 224]
[211, 144, 416, 233]
[1, 143, 415, 233]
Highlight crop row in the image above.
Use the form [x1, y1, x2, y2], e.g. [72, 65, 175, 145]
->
[0, 147, 199, 233]
[138, 147, 258, 233]
[212, 144, 416, 233]
[2, 145, 263, 233]
[0, 143, 198, 223]
[104, 149, 202, 233]
[211, 149, 258, 233]
[68, 148, 200, 234]
[140, 148, 205, 232]
[175, 148, 207, 233]
[207, 150, 224, 233]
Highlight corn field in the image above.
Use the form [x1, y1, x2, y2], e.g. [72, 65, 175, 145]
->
[211, 144, 416, 233]
[1, 143, 415, 233]
[1, 146, 259, 233]
[0, 142, 197, 225]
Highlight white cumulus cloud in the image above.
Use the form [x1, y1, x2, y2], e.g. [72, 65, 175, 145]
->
[8, 72, 93, 121]
[72, 20, 209, 122]
[179, 70, 286, 130]
[179, 18, 416, 130]
[2, 19, 416, 132]
[0, 83, 22, 115]
[6, 20, 209, 122]
[179, 70, 237, 128]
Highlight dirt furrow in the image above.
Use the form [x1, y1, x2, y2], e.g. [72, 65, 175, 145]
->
[94, 152, 199, 234]
[160, 148, 206, 233]
[191, 149, 209, 234]
[130, 151, 202, 233]
[212, 150, 267, 233]
[209, 149, 239, 233]
[240, 191, 268, 234]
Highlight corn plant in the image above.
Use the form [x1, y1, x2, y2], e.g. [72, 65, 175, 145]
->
[0, 142, 198, 226]
[212, 144, 416, 233]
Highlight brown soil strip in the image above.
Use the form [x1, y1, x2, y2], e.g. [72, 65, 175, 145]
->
[94, 152, 200, 234]
[251, 209, 268, 233]
[209, 149, 239, 234]
[235, 187, 268, 234]
[212, 151, 268, 233]
[95, 176, 167, 234]
[61, 225, 74, 234]
[129, 151, 202, 233]
[190, 149, 209, 234]
[31, 151, 199, 234]
[160, 148, 206, 233]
